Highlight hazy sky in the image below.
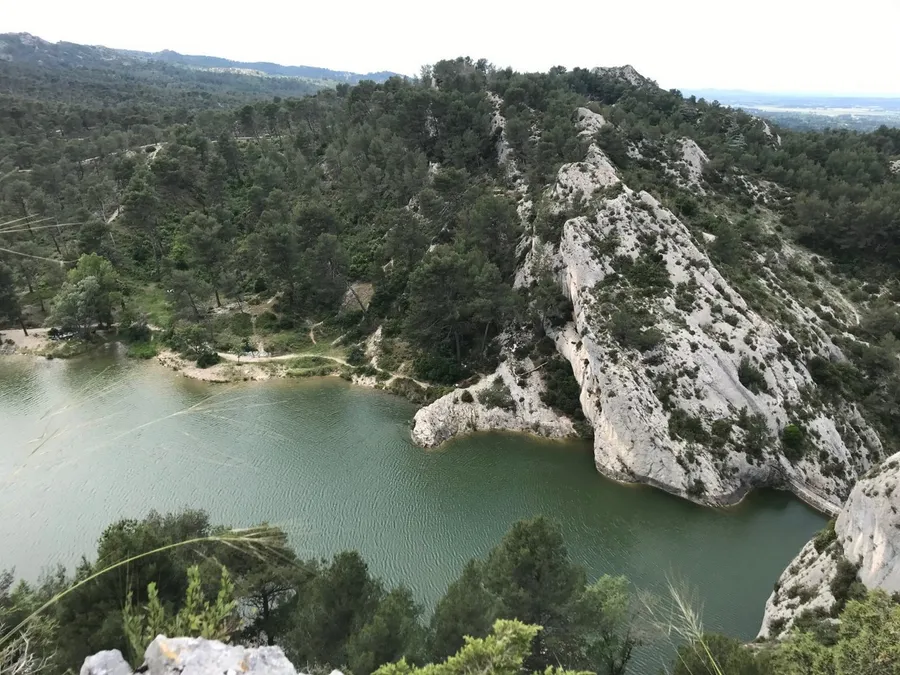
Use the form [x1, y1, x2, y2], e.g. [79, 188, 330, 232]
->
[4, 0, 900, 95]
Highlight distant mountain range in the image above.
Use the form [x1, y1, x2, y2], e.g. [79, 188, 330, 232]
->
[0, 32, 401, 84]
[119, 48, 401, 84]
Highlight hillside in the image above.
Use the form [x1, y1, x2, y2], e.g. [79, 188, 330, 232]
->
[0, 33, 393, 108]
[125, 48, 400, 83]
[2, 55, 899, 513]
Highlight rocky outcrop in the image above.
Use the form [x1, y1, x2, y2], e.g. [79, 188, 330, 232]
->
[81, 636, 337, 675]
[413, 98, 882, 513]
[411, 353, 575, 448]
[758, 453, 900, 638]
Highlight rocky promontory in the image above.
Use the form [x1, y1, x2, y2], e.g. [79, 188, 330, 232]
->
[759, 452, 900, 638]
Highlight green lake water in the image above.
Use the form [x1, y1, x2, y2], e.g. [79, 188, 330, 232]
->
[0, 352, 825, 673]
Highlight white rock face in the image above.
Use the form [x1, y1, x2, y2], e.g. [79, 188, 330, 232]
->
[592, 65, 650, 87]
[411, 357, 575, 448]
[553, 146, 620, 202]
[758, 453, 900, 638]
[575, 107, 607, 137]
[837, 457, 900, 591]
[413, 104, 881, 515]
[890, 159, 900, 174]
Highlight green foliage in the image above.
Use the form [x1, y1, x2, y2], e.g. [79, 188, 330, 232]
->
[429, 516, 636, 672]
[126, 341, 159, 359]
[283, 551, 421, 674]
[477, 377, 516, 412]
[813, 520, 837, 553]
[376, 619, 591, 675]
[540, 357, 584, 420]
[195, 351, 221, 369]
[0, 263, 23, 329]
[830, 558, 866, 615]
[347, 344, 366, 366]
[736, 410, 773, 458]
[782, 424, 807, 462]
[738, 357, 769, 394]
[768, 591, 900, 675]
[607, 310, 664, 352]
[122, 565, 237, 662]
[428, 562, 498, 661]
[673, 634, 762, 675]
[668, 408, 710, 444]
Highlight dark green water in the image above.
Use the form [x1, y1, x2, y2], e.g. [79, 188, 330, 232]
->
[0, 353, 824, 672]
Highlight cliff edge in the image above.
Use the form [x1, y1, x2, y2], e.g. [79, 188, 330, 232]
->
[758, 452, 900, 638]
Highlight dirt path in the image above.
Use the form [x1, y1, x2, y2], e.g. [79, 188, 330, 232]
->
[308, 321, 323, 345]
[216, 349, 430, 388]
[218, 351, 350, 366]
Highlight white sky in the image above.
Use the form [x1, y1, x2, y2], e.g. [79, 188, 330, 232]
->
[4, 0, 900, 96]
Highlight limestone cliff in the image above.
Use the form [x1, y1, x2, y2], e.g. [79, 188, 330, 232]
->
[412, 87, 883, 514]
[758, 453, 900, 638]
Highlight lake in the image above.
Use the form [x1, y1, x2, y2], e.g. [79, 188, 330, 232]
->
[0, 352, 825, 672]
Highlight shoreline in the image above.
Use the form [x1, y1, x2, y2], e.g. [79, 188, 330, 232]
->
[2, 334, 838, 517]
[417, 424, 839, 517]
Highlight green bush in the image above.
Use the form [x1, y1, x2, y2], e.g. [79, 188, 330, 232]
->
[347, 344, 366, 366]
[126, 341, 159, 359]
[686, 478, 706, 497]
[830, 558, 865, 615]
[608, 311, 664, 352]
[736, 410, 772, 457]
[477, 377, 516, 412]
[540, 357, 584, 420]
[738, 357, 769, 394]
[669, 408, 709, 444]
[782, 423, 806, 461]
[412, 354, 469, 385]
[255, 311, 279, 332]
[196, 351, 221, 369]
[460, 390, 474, 403]
[813, 520, 837, 553]
[230, 312, 253, 337]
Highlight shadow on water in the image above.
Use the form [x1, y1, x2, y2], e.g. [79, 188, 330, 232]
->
[0, 355, 826, 672]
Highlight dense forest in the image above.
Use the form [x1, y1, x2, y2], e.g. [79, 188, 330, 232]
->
[2, 33, 900, 675]
[1, 510, 895, 675]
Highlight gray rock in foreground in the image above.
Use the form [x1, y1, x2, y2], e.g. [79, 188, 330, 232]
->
[82, 636, 333, 675]
[80, 650, 133, 675]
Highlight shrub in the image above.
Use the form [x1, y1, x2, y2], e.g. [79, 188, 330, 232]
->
[813, 519, 837, 553]
[782, 423, 806, 461]
[668, 408, 710, 444]
[738, 357, 769, 394]
[540, 357, 584, 420]
[230, 313, 253, 337]
[126, 341, 158, 359]
[413, 354, 470, 384]
[711, 418, 733, 447]
[347, 344, 366, 366]
[196, 351, 221, 369]
[477, 377, 516, 412]
[686, 478, 706, 497]
[768, 616, 788, 635]
[737, 410, 772, 457]
[830, 558, 865, 615]
[460, 390, 474, 403]
[255, 311, 279, 332]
